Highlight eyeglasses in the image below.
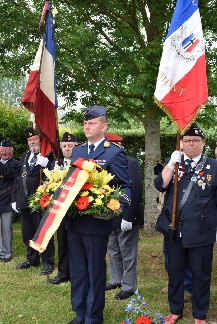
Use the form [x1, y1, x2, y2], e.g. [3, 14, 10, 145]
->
[182, 139, 202, 144]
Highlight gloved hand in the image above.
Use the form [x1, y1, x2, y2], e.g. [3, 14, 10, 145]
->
[37, 154, 49, 167]
[168, 150, 182, 169]
[121, 219, 132, 232]
[11, 202, 19, 213]
[54, 161, 63, 170]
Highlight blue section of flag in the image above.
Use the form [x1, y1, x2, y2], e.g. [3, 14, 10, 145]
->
[45, 2, 58, 108]
[166, 0, 198, 39]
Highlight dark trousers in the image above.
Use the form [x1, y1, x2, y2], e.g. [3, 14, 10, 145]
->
[165, 237, 214, 319]
[20, 208, 55, 265]
[68, 231, 109, 324]
[57, 218, 70, 279]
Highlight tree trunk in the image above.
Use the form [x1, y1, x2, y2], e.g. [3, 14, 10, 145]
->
[143, 113, 161, 234]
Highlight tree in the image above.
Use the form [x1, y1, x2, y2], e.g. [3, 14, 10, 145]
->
[0, 0, 216, 232]
[0, 100, 30, 159]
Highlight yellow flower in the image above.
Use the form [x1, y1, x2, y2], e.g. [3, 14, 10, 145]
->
[81, 191, 89, 197]
[93, 198, 103, 207]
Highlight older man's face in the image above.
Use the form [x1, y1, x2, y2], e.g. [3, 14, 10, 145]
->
[27, 135, 41, 153]
[1, 147, 13, 161]
[61, 142, 76, 159]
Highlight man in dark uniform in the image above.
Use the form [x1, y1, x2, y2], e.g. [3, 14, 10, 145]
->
[48, 132, 78, 285]
[154, 123, 217, 324]
[11, 128, 55, 275]
[104, 133, 143, 300]
[66, 106, 132, 324]
[0, 140, 19, 262]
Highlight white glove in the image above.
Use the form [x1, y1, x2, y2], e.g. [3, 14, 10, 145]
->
[168, 150, 182, 169]
[37, 154, 49, 167]
[54, 161, 63, 170]
[121, 220, 132, 232]
[11, 202, 19, 213]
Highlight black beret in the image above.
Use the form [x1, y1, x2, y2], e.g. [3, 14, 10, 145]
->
[82, 105, 106, 121]
[182, 123, 205, 139]
[0, 139, 13, 147]
[24, 127, 37, 138]
[61, 132, 78, 143]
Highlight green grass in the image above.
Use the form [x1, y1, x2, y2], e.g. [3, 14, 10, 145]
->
[0, 223, 217, 324]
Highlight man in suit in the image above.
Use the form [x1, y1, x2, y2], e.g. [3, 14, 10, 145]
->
[0, 140, 19, 262]
[154, 123, 217, 324]
[104, 133, 143, 300]
[66, 106, 132, 324]
[48, 132, 78, 285]
[11, 128, 55, 276]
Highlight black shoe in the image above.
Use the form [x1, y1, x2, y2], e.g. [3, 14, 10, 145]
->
[68, 318, 85, 324]
[40, 264, 54, 276]
[1, 257, 12, 262]
[16, 261, 40, 269]
[114, 290, 134, 300]
[47, 276, 70, 285]
[105, 283, 121, 291]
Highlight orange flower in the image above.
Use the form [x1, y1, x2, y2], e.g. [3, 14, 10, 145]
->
[135, 316, 152, 324]
[82, 182, 92, 190]
[76, 196, 90, 210]
[39, 194, 51, 209]
[107, 198, 120, 211]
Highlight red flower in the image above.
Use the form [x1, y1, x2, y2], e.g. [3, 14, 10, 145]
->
[135, 316, 152, 324]
[119, 322, 126, 324]
[76, 196, 90, 210]
[198, 171, 204, 176]
[39, 194, 51, 209]
[82, 182, 92, 190]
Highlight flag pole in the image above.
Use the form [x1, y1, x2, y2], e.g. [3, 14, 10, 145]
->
[169, 131, 180, 242]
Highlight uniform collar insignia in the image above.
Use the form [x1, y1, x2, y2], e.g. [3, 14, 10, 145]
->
[104, 141, 110, 147]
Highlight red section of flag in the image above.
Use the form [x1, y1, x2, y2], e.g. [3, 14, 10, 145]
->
[161, 55, 207, 129]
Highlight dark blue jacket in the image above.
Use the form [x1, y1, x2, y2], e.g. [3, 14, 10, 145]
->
[112, 155, 143, 228]
[0, 158, 19, 213]
[65, 139, 132, 235]
[154, 155, 217, 248]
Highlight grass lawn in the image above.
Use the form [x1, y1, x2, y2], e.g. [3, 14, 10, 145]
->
[0, 222, 216, 324]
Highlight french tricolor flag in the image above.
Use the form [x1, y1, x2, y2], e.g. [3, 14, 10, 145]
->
[22, 1, 58, 156]
[154, 0, 208, 132]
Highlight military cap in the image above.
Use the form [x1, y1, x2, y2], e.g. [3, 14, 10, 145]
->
[82, 105, 106, 121]
[105, 133, 123, 142]
[182, 122, 205, 139]
[24, 127, 37, 138]
[61, 132, 78, 143]
[0, 139, 13, 147]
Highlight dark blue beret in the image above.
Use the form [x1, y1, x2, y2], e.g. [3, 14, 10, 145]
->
[182, 122, 205, 139]
[24, 127, 36, 138]
[61, 132, 78, 143]
[82, 106, 107, 121]
[0, 139, 13, 147]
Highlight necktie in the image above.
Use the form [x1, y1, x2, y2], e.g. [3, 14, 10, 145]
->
[186, 159, 194, 172]
[88, 144, 95, 157]
[29, 153, 38, 171]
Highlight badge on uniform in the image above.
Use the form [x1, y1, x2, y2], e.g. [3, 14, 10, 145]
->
[95, 159, 106, 166]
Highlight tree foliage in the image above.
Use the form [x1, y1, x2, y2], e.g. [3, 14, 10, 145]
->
[0, 100, 31, 159]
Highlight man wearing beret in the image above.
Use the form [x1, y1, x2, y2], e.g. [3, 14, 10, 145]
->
[104, 133, 143, 300]
[154, 123, 217, 324]
[48, 132, 78, 285]
[0, 140, 19, 262]
[66, 106, 132, 324]
[11, 128, 55, 275]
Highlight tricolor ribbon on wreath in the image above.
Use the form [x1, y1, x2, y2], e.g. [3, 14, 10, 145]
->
[29, 158, 96, 252]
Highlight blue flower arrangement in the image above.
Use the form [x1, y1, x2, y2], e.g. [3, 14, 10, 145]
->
[119, 290, 164, 324]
